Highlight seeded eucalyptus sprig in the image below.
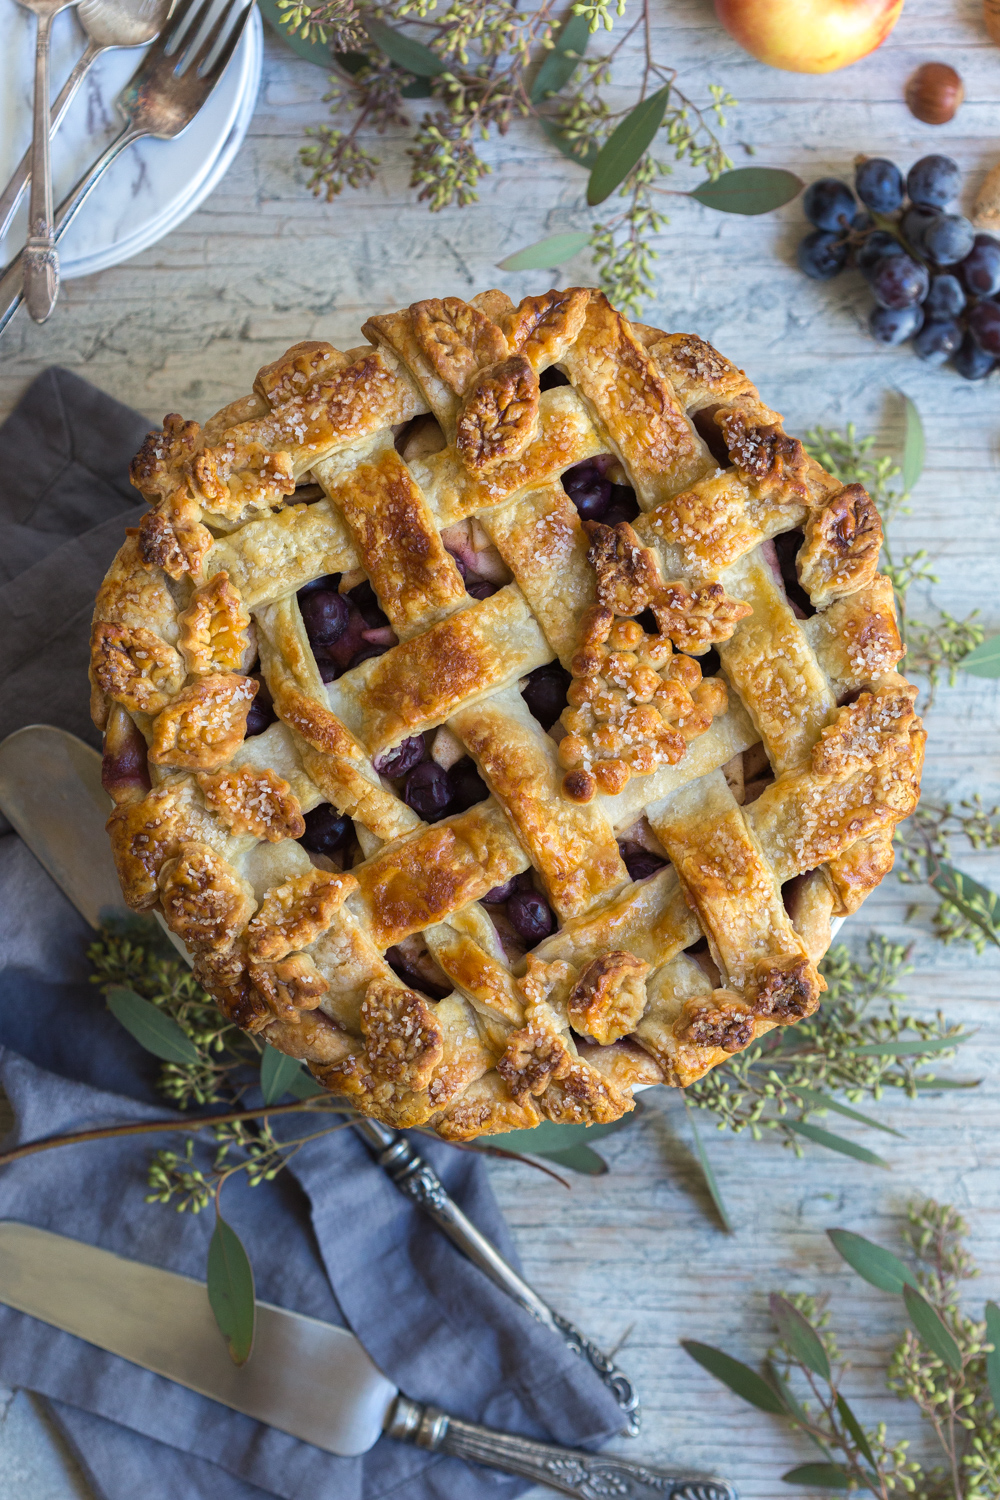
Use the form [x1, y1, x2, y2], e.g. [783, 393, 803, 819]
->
[264, 0, 802, 313]
[683, 1198, 1000, 1496]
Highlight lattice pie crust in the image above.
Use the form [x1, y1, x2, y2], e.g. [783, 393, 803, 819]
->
[91, 288, 924, 1138]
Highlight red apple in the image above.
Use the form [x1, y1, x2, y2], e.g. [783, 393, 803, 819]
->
[714, 0, 904, 73]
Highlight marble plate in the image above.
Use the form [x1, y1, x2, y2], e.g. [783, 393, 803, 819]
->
[0, 0, 262, 279]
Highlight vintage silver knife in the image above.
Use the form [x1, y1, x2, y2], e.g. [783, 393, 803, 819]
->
[0, 1222, 737, 1499]
[0, 725, 640, 1431]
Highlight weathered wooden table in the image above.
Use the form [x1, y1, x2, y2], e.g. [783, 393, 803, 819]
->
[1, 0, 999, 1493]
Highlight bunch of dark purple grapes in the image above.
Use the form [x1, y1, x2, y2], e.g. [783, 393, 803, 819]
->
[797, 155, 1000, 378]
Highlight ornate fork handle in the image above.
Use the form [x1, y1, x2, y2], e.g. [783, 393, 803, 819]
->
[351, 1118, 641, 1435]
[386, 1396, 737, 1500]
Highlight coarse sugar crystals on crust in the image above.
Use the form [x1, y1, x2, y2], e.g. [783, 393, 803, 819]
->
[92, 286, 924, 1138]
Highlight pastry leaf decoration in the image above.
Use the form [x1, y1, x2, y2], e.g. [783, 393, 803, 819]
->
[687, 166, 803, 216]
[105, 984, 201, 1065]
[207, 1209, 257, 1365]
[685, 1200, 999, 1493]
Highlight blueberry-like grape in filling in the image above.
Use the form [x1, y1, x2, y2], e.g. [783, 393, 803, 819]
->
[482, 877, 516, 904]
[521, 663, 571, 730]
[300, 803, 352, 855]
[857, 231, 903, 277]
[968, 300, 1000, 356]
[869, 253, 928, 310]
[507, 889, 555, 946]
[960, 235, 1000, 297]
[404, 762, 452, 820]
[925, 274, 966, 320]
[373, 736, 426, 777]
[953, 332, 996, 380]
[467, 581, 498, 600]
[914, 318, 963, 366]
[299, 588, 349, 646]
[347, 580, 389, 629]
[561, 460, 612, 521]
[448, 756, 488, 812]
[906, 154, 961, 210]
[244, 674, 275, 736]
[616, 841, 667, 882]
[923, 213, 975, 267]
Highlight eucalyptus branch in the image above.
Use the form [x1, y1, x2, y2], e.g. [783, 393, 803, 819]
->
[684, 1198, 1000, 1496]
[0, 1098, 352, 1172]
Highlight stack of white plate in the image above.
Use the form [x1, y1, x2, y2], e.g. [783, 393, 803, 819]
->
[0, 0, 262, 278]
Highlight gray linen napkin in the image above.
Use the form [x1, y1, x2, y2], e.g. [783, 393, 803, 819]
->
[0, 369, 625, 1499]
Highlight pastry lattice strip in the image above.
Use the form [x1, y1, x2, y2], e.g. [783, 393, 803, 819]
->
[92, 288, 924, 1138]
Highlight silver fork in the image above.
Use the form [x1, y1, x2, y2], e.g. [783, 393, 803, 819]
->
[0, 0, 254, 335]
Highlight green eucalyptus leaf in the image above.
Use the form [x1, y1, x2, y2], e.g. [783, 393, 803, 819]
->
[851, 1036, 962, 1057]
[286, 1068, 327, 1100]
[962, 635, 1000, 678]
[904, 1284, 963, 1374]
[498, 231, 591, 272]
[485, 1116, 631, 1154]
[257, 0, 331, 64]
[539, 119, 599, 170]
[207, 1212, 256, 1366]
[985, 1301, 1000, 1413]
[259, 1044, 307, 1104]
[105, 986, 201, 1065]
[784, 1121, 890, 1168]
[681, 1341, 786, 1415]
[835, 1392, 877, 1469]
[530, 12, 590, 103]
[364, 17, 446, 76]
[782, 1464, 850, 1489]
[765, 1359, 812, 1429]
[334, 43, 430, 95]
[794, 1086, 903, 1137]
[927, 860, 1000, 950]
[686, 1102, 733, 1234]
[688, 166, 803, 216]
[587, 86, 670, 207]
[900, 393, 925, 492]
[827, 1229, 917, 1294]
[538, 1144, 608, 1174]
[912, 1076, 981, 1089]
[769, 1293, 830, 1381]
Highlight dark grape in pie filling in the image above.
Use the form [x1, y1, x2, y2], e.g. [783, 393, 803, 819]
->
[297, 572, 341, 598]
[482, 877, 516, 904]
[507, 888, 555, 946]
[539, 366, 570, 390]
[467, 580, 498, 599]
[346, 579, 390, 629]
[373, 736, 426, 777]
[385, 945, 451, 1001]
[448, 756, 488, 812]
[521, 663, 570, 730]
[244, 673, 275, 736]
[300, 803, 353, 855]
[601, 484, 640, 527]
[299, 588, 349, 645]
[562, 458, 613, 521]
[404, 762, 452, 820]
[771, 529, 815, 618]
[616, 841, 667, 882]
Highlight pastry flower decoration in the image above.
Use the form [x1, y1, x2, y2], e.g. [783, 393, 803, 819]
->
[557, 521, 751, 803]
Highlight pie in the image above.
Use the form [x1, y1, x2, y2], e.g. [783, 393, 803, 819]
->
[91, 287, 924, 1138]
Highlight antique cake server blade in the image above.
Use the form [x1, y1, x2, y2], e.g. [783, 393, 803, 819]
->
[0, 723, 643, 1434]
[0, 1223, 737, 1496]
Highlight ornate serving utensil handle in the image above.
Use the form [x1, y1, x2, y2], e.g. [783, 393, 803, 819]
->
[386, 1396, 737, 1500]
[352, 1117, 641, 1436]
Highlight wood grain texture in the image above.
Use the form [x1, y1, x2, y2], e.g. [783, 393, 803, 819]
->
[1, 1, 999, 1494]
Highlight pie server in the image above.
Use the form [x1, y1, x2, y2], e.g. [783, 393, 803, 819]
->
[0, 725, 641, 1425]
[0, 1221, 736, 1498]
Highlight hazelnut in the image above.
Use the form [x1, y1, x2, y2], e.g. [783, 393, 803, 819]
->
[905, 62, 964, 125]
[986, 0, 1000, 46]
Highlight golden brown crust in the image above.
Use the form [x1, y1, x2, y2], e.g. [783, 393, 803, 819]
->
[456, 356, 540, 473]
[149, 674, 258, 772]
[158, 841, 256, 953]
[247, 868, 357, 961]
[178, 571, 254, 676]
[797, 484, 883, 607]
[93, 293, 923, 1138]
[196, 766, 305, 841]
[90, 624, 185, 714]
[567, 951, 650, 1044]
[411, 296, 509, 396]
